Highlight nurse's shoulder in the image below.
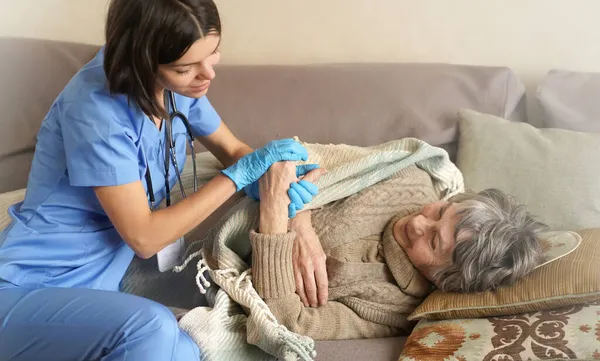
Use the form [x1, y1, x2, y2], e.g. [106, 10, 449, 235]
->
[43, 48, 146, 188]
[56, 48, 139, 137]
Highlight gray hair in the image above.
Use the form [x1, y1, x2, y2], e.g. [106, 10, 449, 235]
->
[433, 188, 548, 293]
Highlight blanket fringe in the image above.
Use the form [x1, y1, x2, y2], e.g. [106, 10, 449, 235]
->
[173, 249, 211, 294]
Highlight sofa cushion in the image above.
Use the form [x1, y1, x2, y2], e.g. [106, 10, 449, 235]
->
[456, 109, 600, 231]
[409, 228, 600, 321]
[316, 337, 406, 361]
[400, 301, 600, 361]
[537, 69, 600, 132]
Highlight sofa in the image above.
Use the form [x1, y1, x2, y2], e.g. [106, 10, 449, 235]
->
[2, 37, 600, 361]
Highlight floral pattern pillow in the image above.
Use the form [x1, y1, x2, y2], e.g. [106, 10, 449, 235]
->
[399, 301, 600, 361]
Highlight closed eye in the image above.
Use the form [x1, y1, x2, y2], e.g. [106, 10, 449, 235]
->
[432, 203, 452, 250]
[432, 205, 449, 251]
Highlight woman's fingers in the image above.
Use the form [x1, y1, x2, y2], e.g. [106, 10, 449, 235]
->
[288, 203, 297, 219]
[296, 164, 320, 177]
[291, 223, 327, 308]
[313, 257, 329, 306]
[302, 267, 319, 308]
[288, 169, 327, 212]
[276, 141, 308, 161]
[297, 180, 318, 196]
[287, 188, 303, 217]
[301, 168, 327, 183]
[279, 152, 308, 162]
[293, 259, 309, 307]
[290, 182, 314, 203]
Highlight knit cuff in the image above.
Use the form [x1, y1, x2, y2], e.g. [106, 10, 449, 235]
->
[250, 230, 297, 299]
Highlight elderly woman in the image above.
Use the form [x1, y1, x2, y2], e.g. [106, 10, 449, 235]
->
[250, 161, 547, 340]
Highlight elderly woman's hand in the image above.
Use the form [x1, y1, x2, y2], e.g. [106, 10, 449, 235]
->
[290, 211, 328, 307]
[289, 167, 328, 307]
[258, 161, 297, 234]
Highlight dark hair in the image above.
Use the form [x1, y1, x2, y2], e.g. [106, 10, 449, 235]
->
[104, 0, 221, 120]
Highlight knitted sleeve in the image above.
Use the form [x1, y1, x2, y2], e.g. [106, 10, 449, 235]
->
[250, 230, 398, 340]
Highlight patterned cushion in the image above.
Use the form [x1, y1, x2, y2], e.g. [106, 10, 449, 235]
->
[409, 228, 600, 321]
[399, 301, 600, 361]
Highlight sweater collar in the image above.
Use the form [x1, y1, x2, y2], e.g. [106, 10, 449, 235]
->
[381, 207, 434, 298]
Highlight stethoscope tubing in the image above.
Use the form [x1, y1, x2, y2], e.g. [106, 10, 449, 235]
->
[145, 91, 198, 209]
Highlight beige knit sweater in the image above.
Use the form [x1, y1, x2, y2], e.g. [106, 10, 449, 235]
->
[250, 165, 438, 340]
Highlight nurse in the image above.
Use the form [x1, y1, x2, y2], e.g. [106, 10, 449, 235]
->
[0, 0, 319, 360]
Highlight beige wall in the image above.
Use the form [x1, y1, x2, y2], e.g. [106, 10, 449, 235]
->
[0, 0, 107, 45]
[1, 0, 600, 85]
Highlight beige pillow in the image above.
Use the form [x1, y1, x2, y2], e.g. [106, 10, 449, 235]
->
[456, 109, 600, 231]
[409, 228, 600, 321]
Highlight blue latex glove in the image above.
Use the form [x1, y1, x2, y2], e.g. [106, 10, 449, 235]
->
[243, 181, 261, 201]
[222, 138, 308, 191]
[287, 178, 319, 219]
[244, 164, 320, 218]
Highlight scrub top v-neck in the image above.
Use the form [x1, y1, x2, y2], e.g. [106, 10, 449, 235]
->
[0, 48, 221, 291]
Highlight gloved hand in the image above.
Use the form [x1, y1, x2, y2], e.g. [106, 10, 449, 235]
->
[287, 177, 319, 218]
[244, 164, 320, 218]
[222, 138, 308, 191]
[244, 164, 319, 199]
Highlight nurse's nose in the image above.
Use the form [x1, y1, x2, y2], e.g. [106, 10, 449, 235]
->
[197, 64, 216, 81]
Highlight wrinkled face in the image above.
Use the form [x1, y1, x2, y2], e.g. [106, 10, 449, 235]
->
[393, 201, 462, 281]
[156, 34, 221, 98]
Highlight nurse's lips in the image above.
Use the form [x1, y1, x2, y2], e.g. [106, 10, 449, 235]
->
[190, 82, 210, 92]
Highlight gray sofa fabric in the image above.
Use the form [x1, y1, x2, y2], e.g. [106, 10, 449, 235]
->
[206, 62, 527, 159]
[537, 69, 600, 132]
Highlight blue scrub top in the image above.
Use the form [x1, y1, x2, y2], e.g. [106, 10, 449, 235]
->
[0, 49, 221, 291]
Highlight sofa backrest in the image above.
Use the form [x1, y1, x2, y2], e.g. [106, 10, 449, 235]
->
[208, 63, 526, 156]
[0, 38, 100, 193]
[0, 37, 527, 193]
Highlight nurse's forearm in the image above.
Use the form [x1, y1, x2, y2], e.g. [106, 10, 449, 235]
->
[140, 174, 237, 257]
[95, 176, 237, 259]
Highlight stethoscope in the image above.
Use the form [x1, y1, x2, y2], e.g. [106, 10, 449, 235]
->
[144, 90, 198, 209]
